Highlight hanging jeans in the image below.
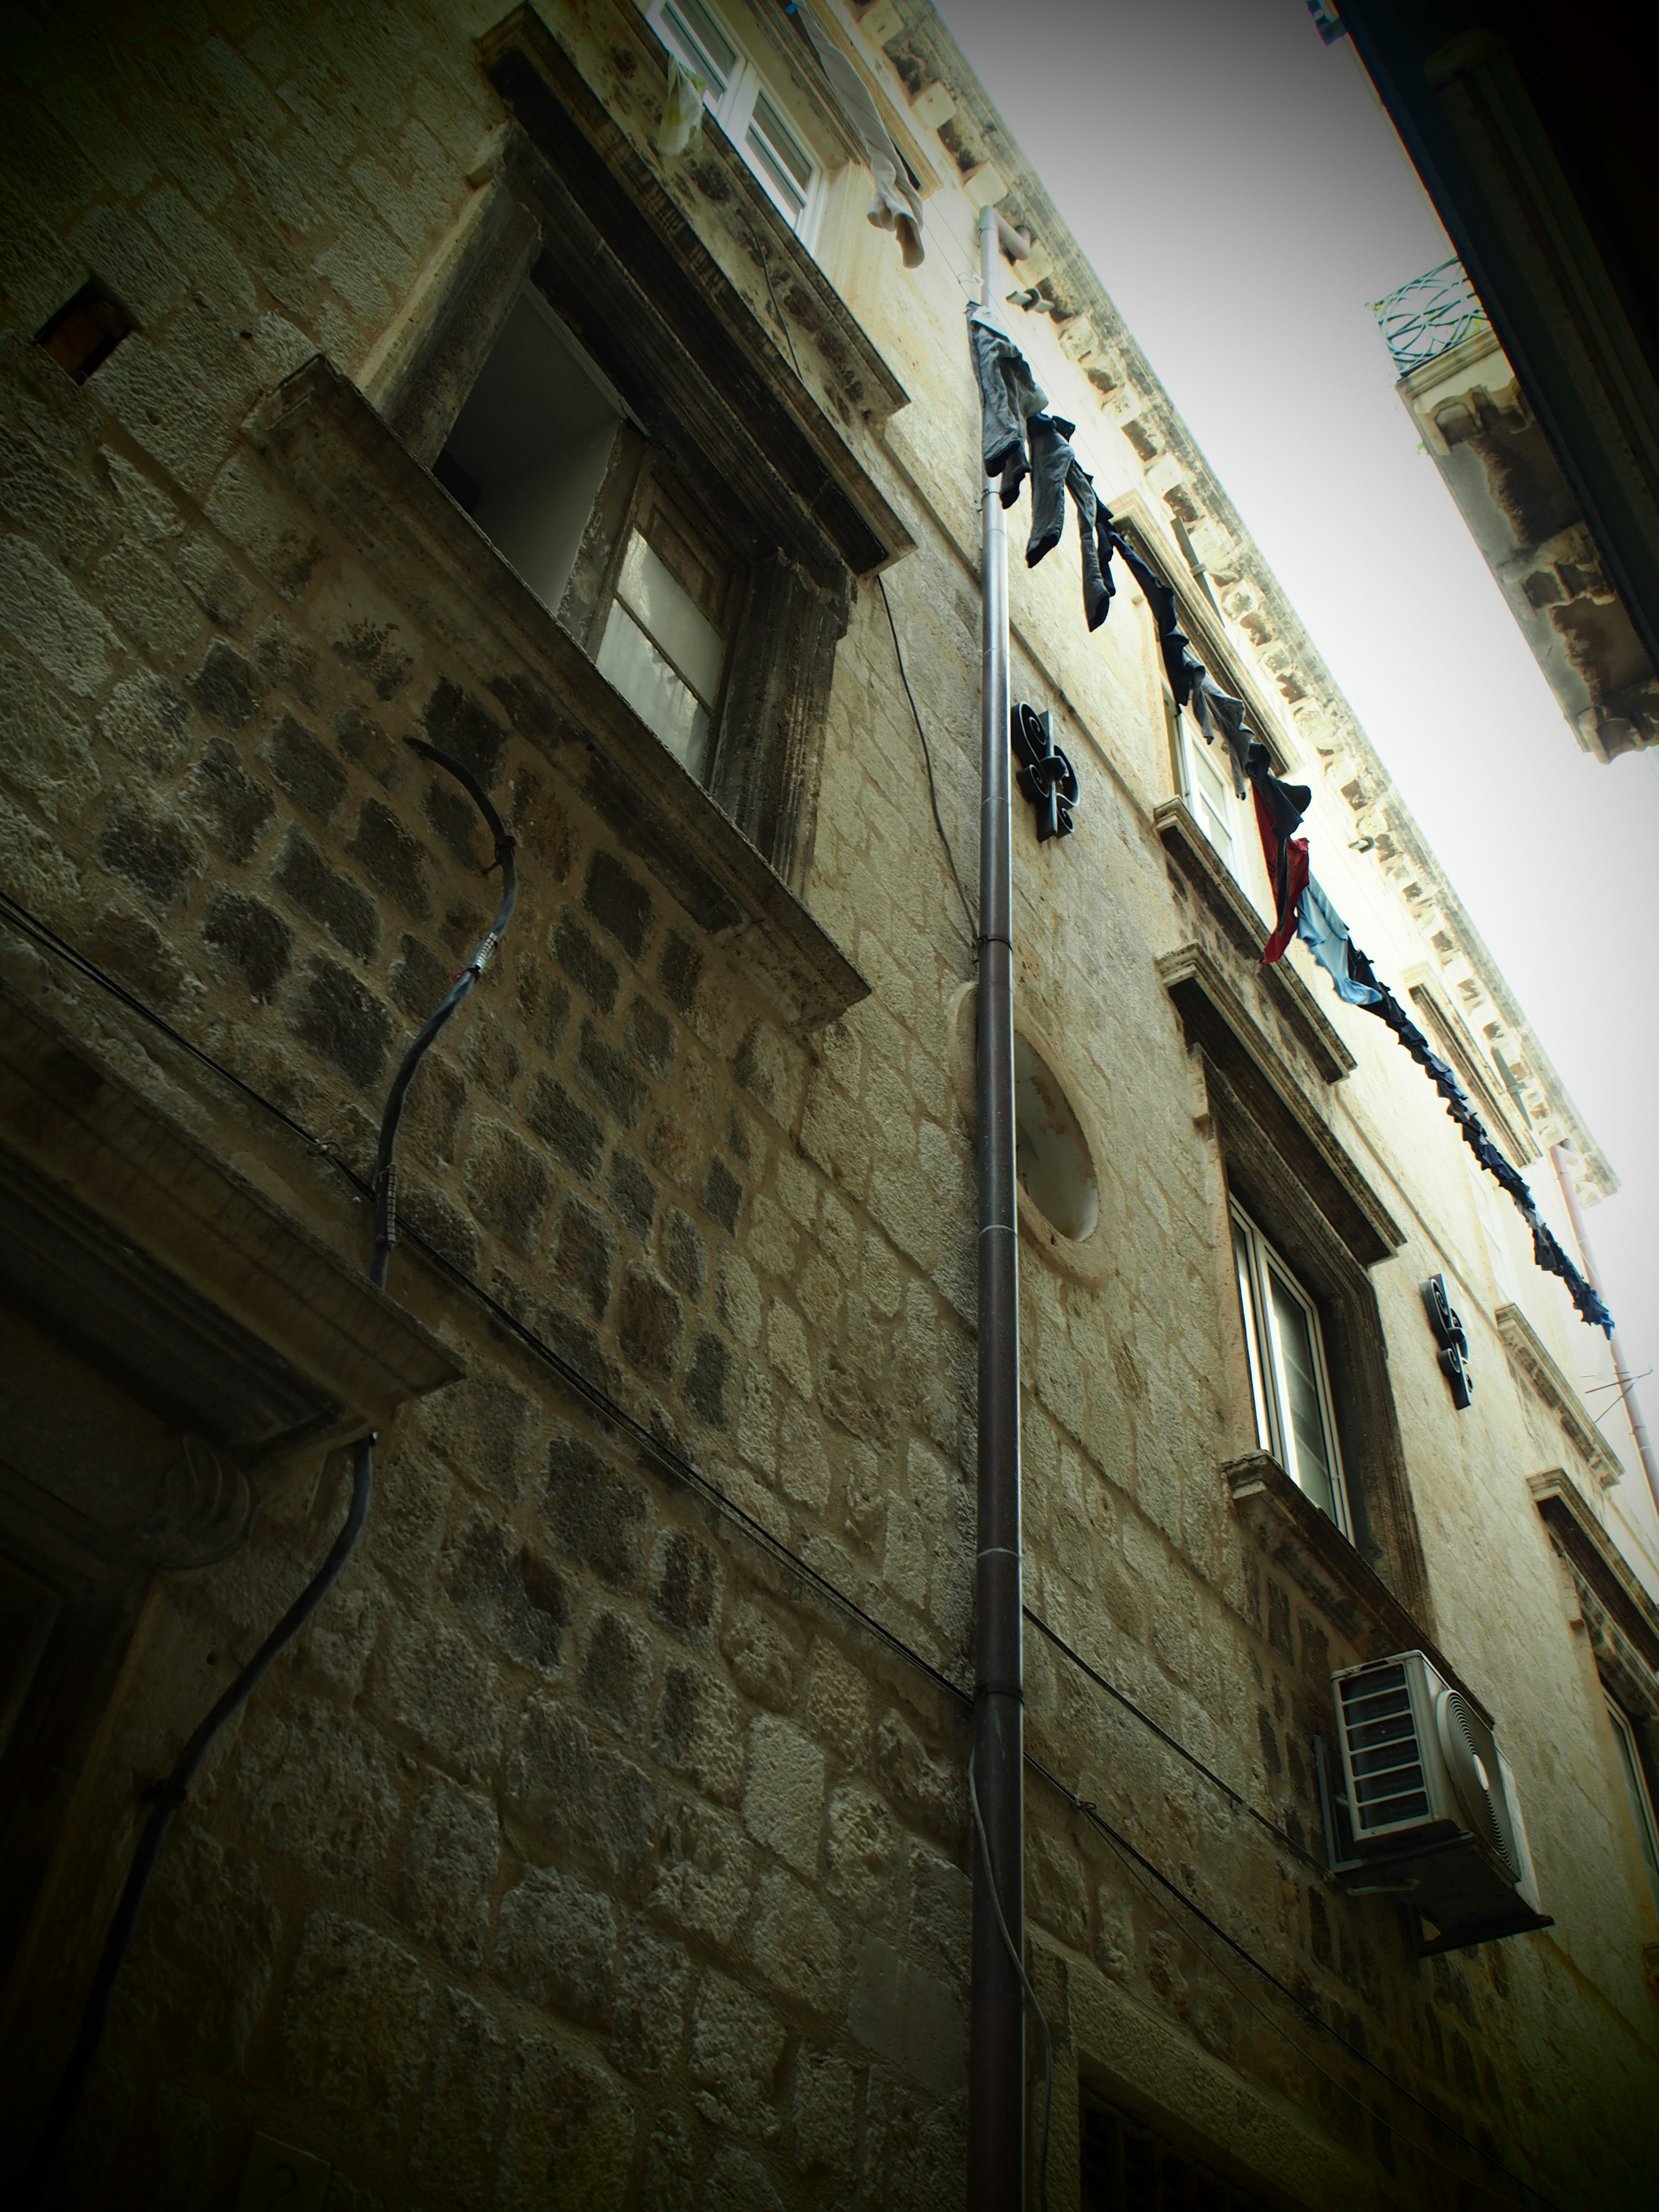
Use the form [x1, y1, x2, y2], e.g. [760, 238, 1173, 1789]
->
[967, 303, 1048, 506]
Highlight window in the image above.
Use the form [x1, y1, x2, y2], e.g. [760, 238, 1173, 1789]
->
[1232, 1201, 1352, 1535]
[594, 482, 735, 780]
[647, 0, 826, 240]
[1081, 2091, 1272, 2211]
[432, 284, 735, 778]
[1168, 688, 1242, 877]
[1607, 1697, 1659, 1910]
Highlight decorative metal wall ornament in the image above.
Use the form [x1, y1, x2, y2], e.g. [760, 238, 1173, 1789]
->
[1011, 702, 1077, 841]
[1423, 1274, 1473, 1409]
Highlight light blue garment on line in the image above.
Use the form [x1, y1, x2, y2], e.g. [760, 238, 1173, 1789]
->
[1297, 876, 1382, 1006]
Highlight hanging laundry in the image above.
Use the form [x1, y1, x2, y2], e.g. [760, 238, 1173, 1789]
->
[1297, 878, 1382, 1007]
[967, 304, 1049, 506]
[658, 57, 706, 157]
[1243, 742, 1312, 965]
[1023, 415, 1112, 628]
[792, 7, 924, 267]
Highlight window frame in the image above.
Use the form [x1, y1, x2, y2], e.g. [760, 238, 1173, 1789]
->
[1230, 1199, 1354, 1537]
[645, 0, 829, 246]
[1606, 1694, 1659, 1909]
[1168, 686, 1245, 880]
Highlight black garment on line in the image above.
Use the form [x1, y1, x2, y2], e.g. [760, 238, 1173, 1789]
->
[967, 303, 1048, 507]
[1024, 413, 1113, 629]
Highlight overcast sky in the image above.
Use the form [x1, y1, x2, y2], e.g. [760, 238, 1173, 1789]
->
[938, 0, 1659, 1448]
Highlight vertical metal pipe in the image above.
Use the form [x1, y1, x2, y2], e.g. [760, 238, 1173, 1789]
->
[969, 197, 1024, 2212]
[1551, 1145, 1659, 1519]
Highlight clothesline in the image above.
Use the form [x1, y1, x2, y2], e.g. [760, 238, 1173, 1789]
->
[967, 305, 1615, 1337]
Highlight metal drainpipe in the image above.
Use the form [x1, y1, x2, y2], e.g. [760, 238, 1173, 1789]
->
[970, 195, 1027, 2211]
[1551, 1144, 1659, 1520]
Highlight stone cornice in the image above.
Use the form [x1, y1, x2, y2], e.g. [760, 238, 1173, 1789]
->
[1157, 943, 1402, 1266]
[1529, 1468, 1659, 1685]
[1496, 1304, 1624, 1487]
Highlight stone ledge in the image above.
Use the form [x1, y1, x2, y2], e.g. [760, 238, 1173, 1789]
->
[1158, 943, 1403, 1266]
[0, 979, 461, 1464]
[1225, 1450, 1492, 1723]
[1529, 1468, 1659, 1681]
[1497, 1304, 1623, 1487]
[248, 357, 868, 1037]
[1154, 798, 1355, 1083]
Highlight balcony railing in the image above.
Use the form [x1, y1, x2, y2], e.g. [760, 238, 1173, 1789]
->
[1371, 258, 1491, 372]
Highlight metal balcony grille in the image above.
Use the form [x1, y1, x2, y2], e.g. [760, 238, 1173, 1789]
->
[1371, 259, 1491, 371]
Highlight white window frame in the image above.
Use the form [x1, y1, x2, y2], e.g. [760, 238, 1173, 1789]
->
[1231, 1201, 1353, 1537]
[646, 0, 828, 247]
[1606, 1695, 1659, 1909]
[1170, 691, 1244, 881]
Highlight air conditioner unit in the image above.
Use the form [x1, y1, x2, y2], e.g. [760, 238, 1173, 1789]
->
[1320, 1650, 1552, 1955]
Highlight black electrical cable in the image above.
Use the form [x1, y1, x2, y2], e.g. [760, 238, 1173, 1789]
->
[1029, 1756, 1562, 2212]
[0, 890, 1564, 2209]
[17, 742, 515, 2205]
[876, 572, 979, 951]
[1023, 1607, 1323, 1871]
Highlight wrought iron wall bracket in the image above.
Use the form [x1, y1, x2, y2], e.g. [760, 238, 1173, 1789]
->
[1011, 702, 1077, 842]
[1423, 1274, 1473, 1409]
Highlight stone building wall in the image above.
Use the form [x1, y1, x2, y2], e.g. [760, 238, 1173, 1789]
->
[0, 3, 1654, 2209]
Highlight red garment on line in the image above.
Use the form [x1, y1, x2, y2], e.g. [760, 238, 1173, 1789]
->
[1252, 783, 1309, 964]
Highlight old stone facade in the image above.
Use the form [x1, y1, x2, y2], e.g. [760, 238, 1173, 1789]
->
[1, 4, 1656, 2209]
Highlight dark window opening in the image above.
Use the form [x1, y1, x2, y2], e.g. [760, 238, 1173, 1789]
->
[1081, 2092, 1274, 2212]
[34, 282, 133, 382]
[432, 280, 739, 785]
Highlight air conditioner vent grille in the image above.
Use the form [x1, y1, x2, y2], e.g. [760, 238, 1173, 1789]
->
[1339, 1663, 1430, 1830]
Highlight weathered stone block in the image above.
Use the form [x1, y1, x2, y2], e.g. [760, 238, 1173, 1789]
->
[230, 1705, 402, 1888]
[742, 1713, 826, 1877]
[463, 1117, 551, 1254]
[581, 1605, 653, 1734]
[848, 1935, 964, 2098]
[554, 912, 620, 1015]
[201, 887, 292, 1000]
[690, 1969, 786, 2137]
[618, 1263, 683, 1381]
[544, 1432, 651, 1588]
[650, 1797, 754, 1948]
[507, 1697, 657, 1885]
[654, 1660, 744, 1805]
[500, 2034, 635, 2209]
[409, 1988, 510, 2212]
[280, 1911, 435, 2146]
[723, 1600, 801, 1712]
[385, 1614, 503, 1780]
[753, 1865, 847, 2017]
[610, 1919, 692, 2079]
[792, 2045, 859, 2174]
[291, 954, 393, 1089]
[826, 1784, 901, 1926]
[274, 825, 380, 960]
[394, 1773, 499, 1968]
[495, 1862, 617, 2024]
[527, 1071, 603, 1181]
[650, 1526, 721, 1643]
[585, 847, 652, 959]
[348, 795, 431, 918]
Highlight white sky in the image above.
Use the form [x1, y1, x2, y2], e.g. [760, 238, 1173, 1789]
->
[938, 0, 1659, 1452]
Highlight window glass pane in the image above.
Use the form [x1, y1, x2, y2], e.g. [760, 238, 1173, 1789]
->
[614, 531, 725, 703]
[659, 0, 735, 89]
[1607, 1699, 1659, 1899]
[596, 600, 712, 776]
[747, 92, 814, 223]
[1232, 1217, 1273, 1455]
[1182, 722, 1236, 871]
[1269, 1268, 1339, 1521]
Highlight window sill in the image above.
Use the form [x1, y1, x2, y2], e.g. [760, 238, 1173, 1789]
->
[1154, 797, 1354, 1084]
[1225, 1450, 1492, 1723]
[1497, 1303, 1624, 1488]
[248, 356, 868, 1036]
[0, 980, 461, 1562]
